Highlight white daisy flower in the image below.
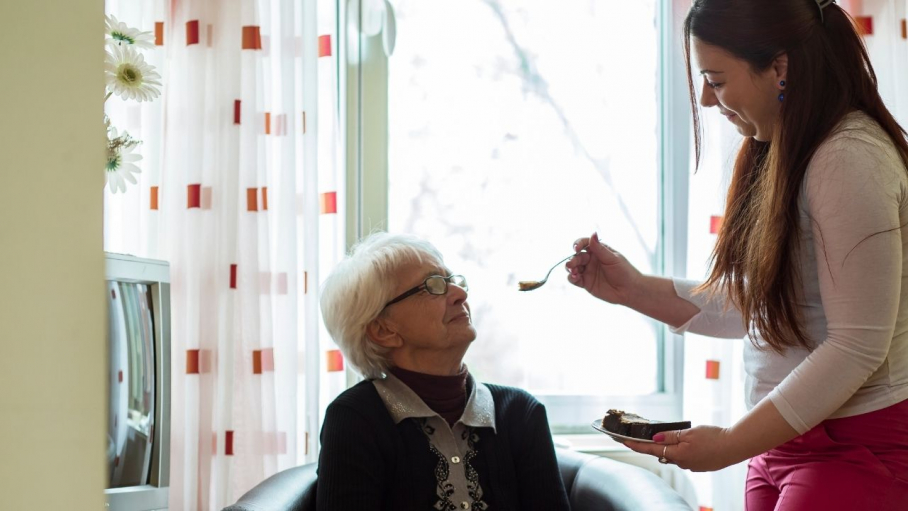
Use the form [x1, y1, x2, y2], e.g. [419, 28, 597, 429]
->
[105, 15, 154, 49]
[105, 44, 162, 102]
[106, 128, 142, 194]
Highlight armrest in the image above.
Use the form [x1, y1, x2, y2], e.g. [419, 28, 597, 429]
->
[556, 448, 692, 511]
[222, 463, 317, 511]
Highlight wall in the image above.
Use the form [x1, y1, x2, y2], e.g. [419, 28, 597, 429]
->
[0, 0, 106, 509]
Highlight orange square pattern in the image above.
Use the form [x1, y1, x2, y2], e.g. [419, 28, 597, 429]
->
[318, 34, 332, 57]
[186, 20, 200, 45]
[709, 215, 723, 234]
[225, 430, 234, 455]
[187, 349, 200, 374]
[187, 184, 201, 208]
[326, 350, 344, 372]
[230, 264, 237, 289]
[247, 188, 258, 211]
[706, 360, 720, 380]
[242, 26, 262, 50]
[155, 22, 164, 46]
[320, 191, 337, 214]
[901, 19, 906, 39]
[262, 187, 269, 211]
[265, 112, 271, 135]
[234, 99, 241, 125]
[150, 186, 159, 210]
[855, 16, 873, 36]
[253, 348, 275, 374]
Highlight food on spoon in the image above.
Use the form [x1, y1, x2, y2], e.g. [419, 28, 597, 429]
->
[518, 281, 543, 291]
[601, 409, 691, 440]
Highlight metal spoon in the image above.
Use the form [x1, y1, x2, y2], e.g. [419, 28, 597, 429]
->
[518, 253, 577, 292]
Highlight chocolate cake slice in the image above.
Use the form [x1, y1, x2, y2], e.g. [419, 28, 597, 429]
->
[601, 409, 691, 440]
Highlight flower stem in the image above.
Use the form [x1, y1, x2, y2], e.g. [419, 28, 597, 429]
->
[104, 91, 113, 102]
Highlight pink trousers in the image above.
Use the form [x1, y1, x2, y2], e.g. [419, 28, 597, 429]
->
[745, 399, 908, 511]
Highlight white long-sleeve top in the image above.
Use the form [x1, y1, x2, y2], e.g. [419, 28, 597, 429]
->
[672, 111, 908, 434]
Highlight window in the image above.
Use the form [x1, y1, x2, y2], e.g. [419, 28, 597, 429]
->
[346, 0, 690, 432]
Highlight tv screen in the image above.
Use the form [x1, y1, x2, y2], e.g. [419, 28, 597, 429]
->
[105, 253, 171, 511]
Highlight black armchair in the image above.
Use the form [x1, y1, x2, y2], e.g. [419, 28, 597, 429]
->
[224, 447, 692, 511]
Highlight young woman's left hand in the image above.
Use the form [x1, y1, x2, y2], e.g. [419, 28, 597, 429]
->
[622, 425, 746, 472]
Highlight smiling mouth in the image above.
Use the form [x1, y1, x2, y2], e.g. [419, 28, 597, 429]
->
[450, 313, 470, 323]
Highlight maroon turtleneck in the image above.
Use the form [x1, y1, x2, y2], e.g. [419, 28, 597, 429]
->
[389, 365, 470, 426]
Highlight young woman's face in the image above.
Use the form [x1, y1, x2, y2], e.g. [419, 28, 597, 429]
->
[692, 38, 786, 142]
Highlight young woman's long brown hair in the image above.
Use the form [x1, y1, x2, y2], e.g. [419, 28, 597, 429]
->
[683, 0, 908, 352]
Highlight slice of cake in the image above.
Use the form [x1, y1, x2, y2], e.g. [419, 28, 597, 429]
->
[601, 409, 691, 440]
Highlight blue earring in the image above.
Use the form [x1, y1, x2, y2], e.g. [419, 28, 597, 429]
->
[779, 93, 785, 102]
[780, 80, 786, 87]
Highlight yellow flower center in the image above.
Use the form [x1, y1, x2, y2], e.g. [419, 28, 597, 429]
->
[117, 64, 141, 86]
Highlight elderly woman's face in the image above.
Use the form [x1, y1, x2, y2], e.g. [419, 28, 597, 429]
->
[382, 260, 476, 355]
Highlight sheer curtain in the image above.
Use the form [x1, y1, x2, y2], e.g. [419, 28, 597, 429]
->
[682, 3, 908, 510]
[103, 0, 345, 508]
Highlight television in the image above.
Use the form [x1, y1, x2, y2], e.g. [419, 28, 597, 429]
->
[104, 253, 171, 511]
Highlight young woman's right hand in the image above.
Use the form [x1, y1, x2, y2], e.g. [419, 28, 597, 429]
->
[565, 232, 642, 306]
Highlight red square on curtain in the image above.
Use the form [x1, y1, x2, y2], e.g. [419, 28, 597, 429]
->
[187, 184, 201, 208]
[320, 191, 337, 214]
[186, 20, 200, 45]
[699, 507, 714, 511]
[155, 22, 164, 46]
[225, 431, 235, 455]
[230, 264, 238, 289]
[247, 188, 258, 211]
[326, 350, 344, 372]
[262, 187, 269, 210]
[150, 186, 159, 210]
[234, 100, 241, 125]
[318, 35, 332, 57]
[705, 360, 720, 380]
[242, 26, 262, 50]
[902, 19, 907, 39]
[855, 16, 873, 36]
[264, 112, 271, 135]
[709, 215, 723, 234]
[186, 349, 200, 374]
[118, 370, 123, 383]
[253, 350, 262, 374]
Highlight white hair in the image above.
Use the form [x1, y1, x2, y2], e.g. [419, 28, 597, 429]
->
[319, 231, 445, 379]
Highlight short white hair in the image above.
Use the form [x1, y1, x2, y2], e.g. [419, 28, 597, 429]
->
[319, 232, 445, 378]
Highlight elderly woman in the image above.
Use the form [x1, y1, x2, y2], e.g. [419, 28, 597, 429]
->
[317, 232, 570, 511]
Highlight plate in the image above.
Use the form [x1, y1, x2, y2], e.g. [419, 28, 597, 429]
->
[591, 419, 656, 443]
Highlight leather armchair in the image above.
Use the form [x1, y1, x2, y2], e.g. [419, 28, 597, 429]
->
[224, 447, 693, 511]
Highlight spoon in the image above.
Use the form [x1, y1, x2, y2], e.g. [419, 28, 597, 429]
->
[518, 253, 578, 291]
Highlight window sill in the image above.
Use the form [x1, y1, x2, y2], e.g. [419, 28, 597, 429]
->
[553, 433, 630, 454]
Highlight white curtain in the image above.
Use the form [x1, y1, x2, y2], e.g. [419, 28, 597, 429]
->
[103, 0, 346, 508]
[682, 3, 908, 510]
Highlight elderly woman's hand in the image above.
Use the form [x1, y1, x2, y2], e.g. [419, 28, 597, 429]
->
[622, 425, 746, 472]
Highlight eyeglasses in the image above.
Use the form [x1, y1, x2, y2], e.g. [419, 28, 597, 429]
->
[384, 275, 468, 308]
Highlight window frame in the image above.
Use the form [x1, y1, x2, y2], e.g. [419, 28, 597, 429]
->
[341, 0, 693, 433]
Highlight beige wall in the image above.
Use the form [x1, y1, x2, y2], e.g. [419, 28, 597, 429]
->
[0, 1, 106, 509]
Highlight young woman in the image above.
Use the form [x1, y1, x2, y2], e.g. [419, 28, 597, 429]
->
[567, 0, 908, 508]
